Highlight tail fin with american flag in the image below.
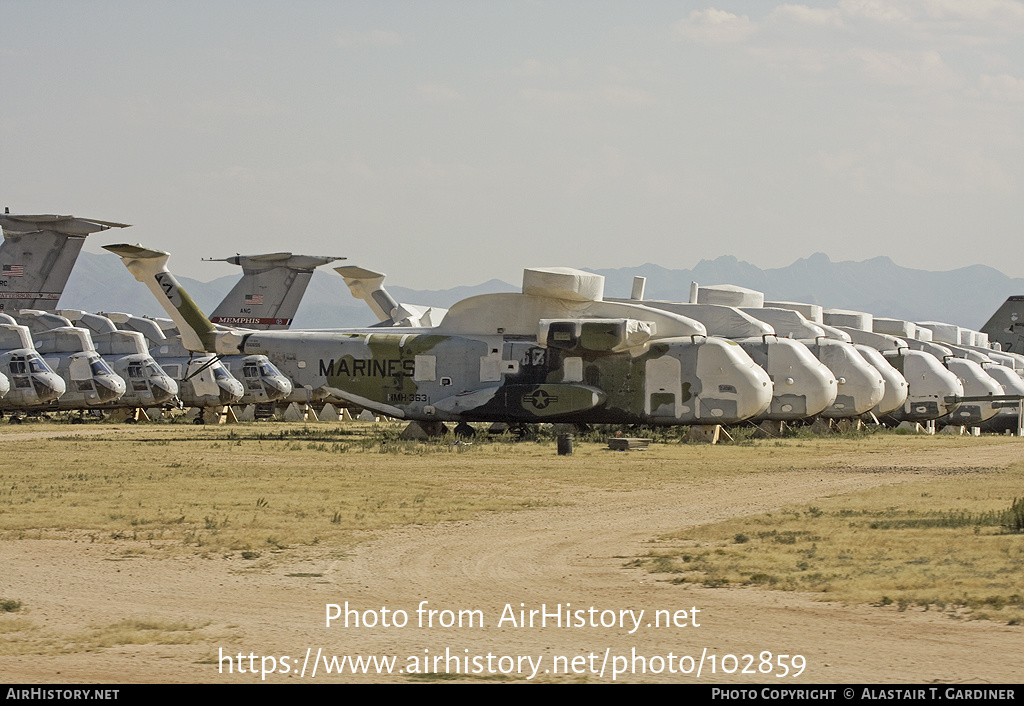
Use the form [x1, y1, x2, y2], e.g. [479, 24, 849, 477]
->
[0, 213, 129, 314]
[205, 253, 344, 330]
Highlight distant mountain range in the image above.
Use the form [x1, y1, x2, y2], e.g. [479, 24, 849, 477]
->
[61, 251, 1024, 331]
[586, 254, 1024, 331]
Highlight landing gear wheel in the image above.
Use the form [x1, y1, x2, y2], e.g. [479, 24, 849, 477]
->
[510, 424, 533, 439]
[454, 422, 475, 438]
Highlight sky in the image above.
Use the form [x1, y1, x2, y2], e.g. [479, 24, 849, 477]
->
[2, 0, 1023, 288]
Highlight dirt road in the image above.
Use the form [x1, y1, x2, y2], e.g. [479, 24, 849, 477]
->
[2, 442, 1021, 683]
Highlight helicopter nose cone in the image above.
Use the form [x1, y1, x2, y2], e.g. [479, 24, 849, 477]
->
[943, 358, 1003, 425]
[761, 339, 837, 420]
[152, 376, 179, 401]
[890, 351, 963, 422]
[93, 375, 127, 403]
[32, 373, 66, 403]
[218, 377, 244, 404]
[695, 338, 774, 423]
[264, 375, 293, 402]
[854, 345, 908, 416]
[815, 340, 884, 418]
[141, 376, 178, 405]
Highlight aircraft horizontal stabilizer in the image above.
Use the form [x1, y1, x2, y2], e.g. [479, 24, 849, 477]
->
[103, 243, 167, 260]
[335, 265, 398, 322]
[336, 265, 386, 280]
[206, 253, 345, 269]
[205, 252, 295, 263]
[0, 214, 130, 236]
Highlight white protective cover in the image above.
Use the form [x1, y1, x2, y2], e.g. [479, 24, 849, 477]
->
[93, 330, 148, 356]
[522, 267, 604, 302]
[905, 338, 953, 358]
[106, 313, 168, 346]
[975, 332, 990, 347]
[439, 294, 707, 338]
[947, 344, 992, 365]
[764, 301, 823, 324]
[817, 324, 852, 343]
[14, 310, 73, 333]
[741, 308, 823, 339]
[823, 309, 873, 331]
[873, 318, 917, 338]
[915, 327, 933, 341]
[621, 301, 773, 339]
[33, 327, 96, 354]
[697, 284, 764, 308]
[836, 326, 906, 352]
[538, 318, 654, 352]
[391, 303, 448, 328]
[0, 324, 34, 351]
[916, 321, 962, 346]
[977, 348, 1019, 370]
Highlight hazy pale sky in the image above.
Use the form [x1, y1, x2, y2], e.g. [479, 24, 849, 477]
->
[2, 0, 1023, 288]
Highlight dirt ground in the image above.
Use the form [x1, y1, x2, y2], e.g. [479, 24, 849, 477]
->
[2, 434, 1022, 684]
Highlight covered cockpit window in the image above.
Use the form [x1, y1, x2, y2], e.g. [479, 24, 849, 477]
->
[90, 358, 116, 377]
[29, 355, 49, 374]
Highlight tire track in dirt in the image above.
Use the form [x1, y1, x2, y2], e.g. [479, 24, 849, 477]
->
[3, 444, 1022, 683]
[328, 464, 1023, 682]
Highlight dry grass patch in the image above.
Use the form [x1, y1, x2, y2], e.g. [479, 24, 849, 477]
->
[1, 421, 1020, 564]
[640, 463, 1024, 623]
[72, 618, 212, 649]
[0, 616, 220, 656]
[0, 598, 34, 649]
[0, 617, 33, 636]
[0, 423, 586, 555]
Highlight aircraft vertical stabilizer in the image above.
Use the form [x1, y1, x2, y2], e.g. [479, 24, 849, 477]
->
[335, 266, 400, 322]
[980, 297, 1024, 355]
[102, 244, 243, 355]
[0, 214, 129, 314]
[207, 253, 343, 329]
